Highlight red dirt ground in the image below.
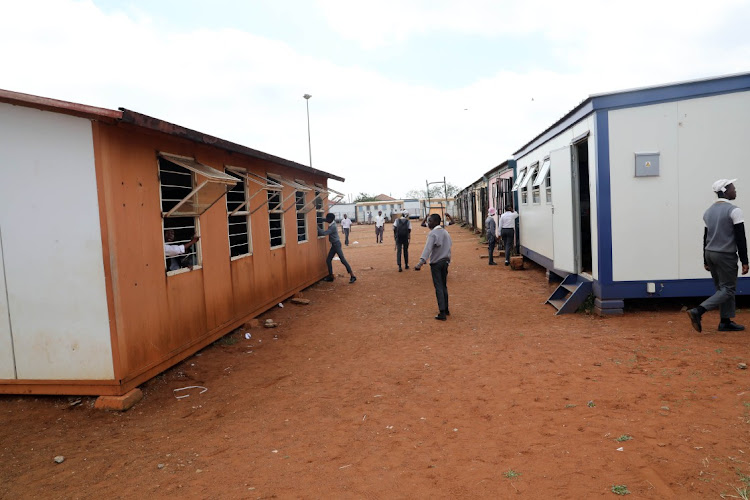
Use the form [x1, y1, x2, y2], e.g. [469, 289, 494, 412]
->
[3, 222, 750, 499]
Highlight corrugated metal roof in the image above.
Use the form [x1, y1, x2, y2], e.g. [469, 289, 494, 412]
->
[0, 88, 345, 182]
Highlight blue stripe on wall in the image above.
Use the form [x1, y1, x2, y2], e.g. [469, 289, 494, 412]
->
[594, 277, 750, 300]
[594, 110, 613, 288]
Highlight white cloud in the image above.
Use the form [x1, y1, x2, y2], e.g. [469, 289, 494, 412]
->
[1, 0, 748, 198]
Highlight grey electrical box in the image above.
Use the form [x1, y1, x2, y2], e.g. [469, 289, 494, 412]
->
[635, 152, 660, 177]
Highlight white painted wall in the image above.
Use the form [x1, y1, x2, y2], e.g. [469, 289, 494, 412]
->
[608, 91, 750, 281]
[0, 103, 114, 380]
[516, 115, 598, 277]
[0, 228, 13, 378]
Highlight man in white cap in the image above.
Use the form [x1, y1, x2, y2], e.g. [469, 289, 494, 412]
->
[687, 179, 748, 332]
[485, 207, 498, 265]
[393, 209, 412, 272]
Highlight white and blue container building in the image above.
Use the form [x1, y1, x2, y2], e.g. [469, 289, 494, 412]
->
[512, 72, 750, 315]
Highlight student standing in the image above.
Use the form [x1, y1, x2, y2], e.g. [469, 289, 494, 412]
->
[340, 214, 352, 246]
[393, 209, 411, 272]
[499, 205, 519, 266]
[375, 210, 385, 243]
[485, 208, 498, 265]
[687, 179, 748, 332]
[414, 214, 452, 321]
[318, 213, 357, 283]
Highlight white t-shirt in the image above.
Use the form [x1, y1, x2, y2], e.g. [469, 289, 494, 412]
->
[340, 218, 352, 229]
[375, 215, 385, 228]
[500, 211, 519, 229]
[164, 243, 185, 257]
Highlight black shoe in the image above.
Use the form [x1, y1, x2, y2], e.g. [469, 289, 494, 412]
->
[398, 266, 402, 272]
[504, 262, 510, 266]
[405, 265, 409, 269]
[445, 310, 450, 316]
[687, 308, 702, 333]
[435, 313, 447, 321]
[322, 275, 334, 282]
[718, 321, 745, 331]
[489, 261, 498, 266]
[349, 276, 357, 284]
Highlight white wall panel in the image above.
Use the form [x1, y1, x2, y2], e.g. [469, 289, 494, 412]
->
[517, 116, 597, 275]
[676, 92, 750, 279]
[608, 102, 680, 281]
[0, 103, 114, 380]
[0, 228, 14, 378]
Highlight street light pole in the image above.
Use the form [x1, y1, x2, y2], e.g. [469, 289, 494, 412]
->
[303, 94, 312, 168]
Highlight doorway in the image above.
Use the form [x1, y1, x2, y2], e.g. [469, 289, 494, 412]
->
[573, 140, 592, 274]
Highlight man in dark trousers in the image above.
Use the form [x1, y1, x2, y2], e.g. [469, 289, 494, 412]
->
[318, 213, 357, 284]
[485, 207, 498, 265]
[687, 179, 748, 332]
[499, 205, 519, 266]
[415, 213, 452, 321]
[393, 209, 411, 272]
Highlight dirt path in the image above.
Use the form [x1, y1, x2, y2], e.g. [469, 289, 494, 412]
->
[2, 222, 750, 499]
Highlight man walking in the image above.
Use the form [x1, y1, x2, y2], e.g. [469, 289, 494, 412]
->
[375, 210, 385, 243]
[340, 214, 352, 246]
[318, 213, 357, 284]
[499, 205, 519, 266]
[687, 179, 748, 332]
[485, 208, 498, 265]
[414, 214, 452, 321]
[393, 209, 411, 272]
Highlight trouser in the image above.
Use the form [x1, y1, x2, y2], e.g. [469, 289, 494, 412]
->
[501, 228, 515, 263]
[396, 239, 409, 267]
[375, 226, 384, 242]
[487, 235, 496, 263]
[343, 228, 350, 245]
[430, 259, 449, 313]
[701, 250, 739, 319]
[326, 241, 353, 276]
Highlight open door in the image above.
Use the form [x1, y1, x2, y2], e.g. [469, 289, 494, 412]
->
[550, 146, 577, 273]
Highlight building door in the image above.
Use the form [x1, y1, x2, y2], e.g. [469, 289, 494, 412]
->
[550, 146, 577, 273]
[0, 226, 15, 378]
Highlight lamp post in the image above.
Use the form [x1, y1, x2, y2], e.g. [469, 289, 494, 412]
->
[303, 93, 312, 168]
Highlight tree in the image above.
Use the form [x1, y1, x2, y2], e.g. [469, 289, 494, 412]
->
[353, 192, 379, 203]
[405, 182, 459, 199]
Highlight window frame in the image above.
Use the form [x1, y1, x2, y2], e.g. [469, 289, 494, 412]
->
[225, 168, 252, 260]
[267, 184, 285, 249]
[519, 163, 537, 205]
[158, 152, 237, 218]
[295, 190, 308, 243]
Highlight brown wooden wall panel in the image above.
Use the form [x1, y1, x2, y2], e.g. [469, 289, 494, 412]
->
[95, 122, 332, 390]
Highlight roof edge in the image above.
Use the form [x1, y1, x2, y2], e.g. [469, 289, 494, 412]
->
[119, 109, 345, 182]
[0, 88, 122, 121]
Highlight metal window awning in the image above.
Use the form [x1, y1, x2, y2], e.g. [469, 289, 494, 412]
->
[159, 152, 237, 218]
[225, 166, 284, 215]
[266, 174, 314, 213]
[518, 166, 537, 190]
[511, 169, 526, 192]
[533, 158, 551, 187]
[316, 183, 344, 206]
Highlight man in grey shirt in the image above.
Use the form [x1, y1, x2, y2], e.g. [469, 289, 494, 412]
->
[688, 179, 748, 332]
[415, 213, 452, 320]
[318, 213, 357, 284]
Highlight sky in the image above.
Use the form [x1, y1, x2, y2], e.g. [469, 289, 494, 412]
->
[1, 0, 749, 201]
